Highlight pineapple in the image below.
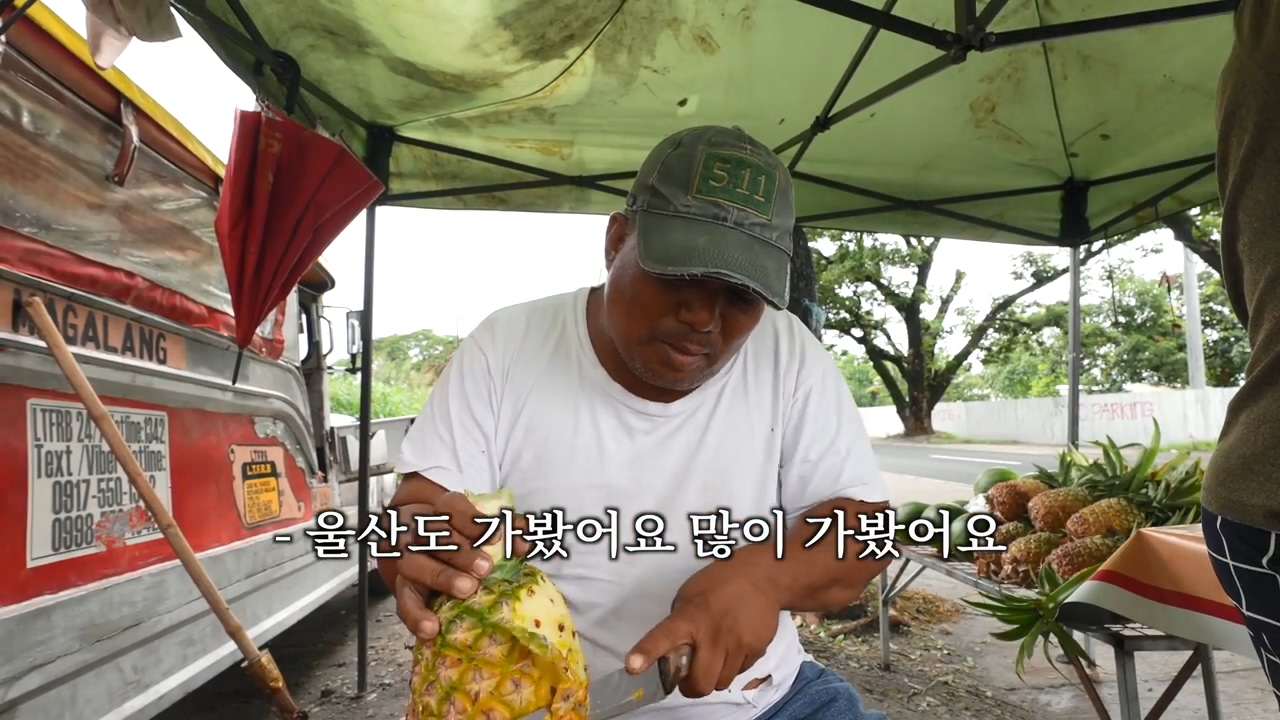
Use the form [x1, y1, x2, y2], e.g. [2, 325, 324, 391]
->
[986, 478, 1050, 522]
[998, 531, 1062, 586]
[1027, 487, 1093, 532]
[975, 520, 1032, 579]
[1046, 535, 1126, 580]
[408, 490, 589, 720]
[1065, 497, 1145, 539]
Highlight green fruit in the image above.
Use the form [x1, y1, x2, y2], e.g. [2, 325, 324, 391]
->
[894, 501, 930, 545]
[895, 501, 929, 525]
[914, 503, 967, 551]
[918, 504, 946, 529]
[934, 502, 968, 516]
[949, 512, 975, 561]
[974, 467, 1020, 494]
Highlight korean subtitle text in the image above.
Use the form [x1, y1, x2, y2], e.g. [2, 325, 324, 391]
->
[622, 513, 678, 553]
[954, 513, 1004, 555]
[304, 510, 356, 559]
[689, 508, 786, 559]
[804, 509, 903, 560]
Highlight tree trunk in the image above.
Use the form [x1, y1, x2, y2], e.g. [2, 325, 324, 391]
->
[787, 224, 825, 339]
[1162, 212, 1223, 275]
[901, 388, 934, 436]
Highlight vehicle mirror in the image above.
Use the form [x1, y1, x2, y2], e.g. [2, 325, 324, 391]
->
[346, 309, 362, 357]
[321, 315, 335, 358]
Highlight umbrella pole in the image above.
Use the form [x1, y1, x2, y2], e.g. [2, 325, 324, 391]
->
[20, 296, 309, 720]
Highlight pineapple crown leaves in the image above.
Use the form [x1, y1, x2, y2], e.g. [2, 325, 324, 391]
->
[1030, 447, 1092, 488]
[1077, 419, 1166, 499]
[961, 562, 1102, 680]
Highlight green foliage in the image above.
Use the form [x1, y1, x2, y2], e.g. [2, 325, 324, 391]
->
[977, 259, 1248, 397]
[962, 563, 1101, 680]
[1199, 271, 1250, 386]
[813, 204, 1243, 431]
[814, 231, 1127, 435]
[328, 328, 461, 420]
[832, 349, 896, 407]
[328, 372, 430, 419]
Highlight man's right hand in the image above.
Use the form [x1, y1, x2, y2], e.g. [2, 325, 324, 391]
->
[376, 476, 530, 641]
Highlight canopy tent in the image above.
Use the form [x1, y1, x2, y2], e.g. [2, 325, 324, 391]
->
[170, 0, 1238, 693]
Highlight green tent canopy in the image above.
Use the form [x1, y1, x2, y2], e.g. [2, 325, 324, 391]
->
[175, 0, 1235, 248]
[171, 0, 1237, 696]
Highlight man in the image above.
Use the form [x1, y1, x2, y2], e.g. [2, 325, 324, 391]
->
[376, 124, 894, 719]
[1203, 0, 1280, 708]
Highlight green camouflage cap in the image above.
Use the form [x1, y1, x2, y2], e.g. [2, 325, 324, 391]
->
[626, 125, 795, 309]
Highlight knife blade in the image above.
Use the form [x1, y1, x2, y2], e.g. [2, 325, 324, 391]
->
[521, 644, 693, 719]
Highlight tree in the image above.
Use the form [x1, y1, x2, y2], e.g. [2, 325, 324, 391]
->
[814, 232, 1132, 436]
[1163, 204, 1222, 275]
[832, 349, 895, 408]
[329, 329, 461, 419]
[1199, 270, 1250, 386]
[976, 260, 1250, 395]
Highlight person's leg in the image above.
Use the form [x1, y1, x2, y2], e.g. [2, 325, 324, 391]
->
[754, 661, 889, 720]
[1202, 507, 1280, 709]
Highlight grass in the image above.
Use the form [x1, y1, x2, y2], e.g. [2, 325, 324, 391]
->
[1162, 439, 1217, 452]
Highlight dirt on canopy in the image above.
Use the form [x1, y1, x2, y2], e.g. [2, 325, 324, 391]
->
[157, 584, 1038, 720]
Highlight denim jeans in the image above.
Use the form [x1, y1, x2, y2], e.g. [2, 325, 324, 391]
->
[755, 661, 890, 720]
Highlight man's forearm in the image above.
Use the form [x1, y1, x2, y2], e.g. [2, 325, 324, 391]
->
[727, 498, 892, 613]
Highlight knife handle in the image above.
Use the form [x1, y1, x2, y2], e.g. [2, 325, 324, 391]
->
[656, 644, 694, 695]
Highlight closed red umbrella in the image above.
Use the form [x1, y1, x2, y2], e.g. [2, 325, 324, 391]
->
[215, 103, 383, 382]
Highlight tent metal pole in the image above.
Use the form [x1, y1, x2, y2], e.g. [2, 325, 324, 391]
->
[355, 201, 376, 695]
[1067, 247, 1082, 449]
[785, 0, 898, 170]
[356, 127, 395, 695]
[1059, 179, 1093, 666]
[1059, 179, 1090, 451]
[1065, 243, 1094, 664]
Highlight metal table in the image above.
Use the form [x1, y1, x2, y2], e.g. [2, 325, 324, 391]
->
[877, 546, 1223, 720]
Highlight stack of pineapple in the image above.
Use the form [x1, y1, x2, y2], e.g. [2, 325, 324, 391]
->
[972, 421, 1203, 588]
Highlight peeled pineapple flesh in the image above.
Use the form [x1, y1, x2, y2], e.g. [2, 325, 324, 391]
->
[407, 490, 589, 720]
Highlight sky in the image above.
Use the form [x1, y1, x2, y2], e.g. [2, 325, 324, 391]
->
[37, 0, 1201, 356]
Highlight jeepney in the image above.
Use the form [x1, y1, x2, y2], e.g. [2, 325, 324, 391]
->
[0, 7, 408, 719]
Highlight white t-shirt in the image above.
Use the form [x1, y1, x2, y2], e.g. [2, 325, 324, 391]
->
[395, 286, 888, 720]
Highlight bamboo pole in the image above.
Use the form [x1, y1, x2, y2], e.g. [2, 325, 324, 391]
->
[22, 296, 308, 720]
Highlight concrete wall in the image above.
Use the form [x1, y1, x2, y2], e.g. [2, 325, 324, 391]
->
[858, 387, 1240, 445]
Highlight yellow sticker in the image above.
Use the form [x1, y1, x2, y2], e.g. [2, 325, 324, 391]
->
[228, 444, 306, 528]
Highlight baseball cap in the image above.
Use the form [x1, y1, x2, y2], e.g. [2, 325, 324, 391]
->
[626, 125, 795, 310]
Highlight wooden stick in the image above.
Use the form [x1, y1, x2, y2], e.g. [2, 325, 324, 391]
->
[22, 297, 308, 720]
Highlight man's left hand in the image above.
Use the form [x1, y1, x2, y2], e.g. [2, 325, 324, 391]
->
[624, 561, 781, 698]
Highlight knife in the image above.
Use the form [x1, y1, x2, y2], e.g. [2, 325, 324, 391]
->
[521, 644, 693, 719]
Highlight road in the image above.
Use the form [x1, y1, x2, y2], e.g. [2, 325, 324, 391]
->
[871, 441, 1058, 486]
